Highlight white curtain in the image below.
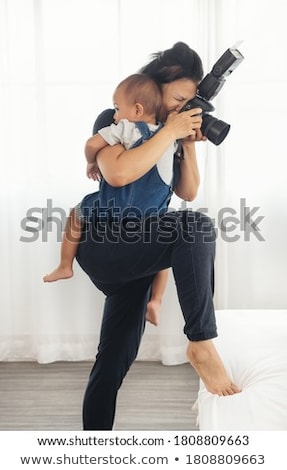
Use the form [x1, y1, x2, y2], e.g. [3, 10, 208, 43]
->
[1, 0, 287, 364]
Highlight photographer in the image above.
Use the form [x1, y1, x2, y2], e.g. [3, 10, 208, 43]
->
[76, 42, 241, 430]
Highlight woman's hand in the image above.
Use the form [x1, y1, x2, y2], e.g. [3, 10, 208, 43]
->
[164, 108, 203, 140]
[182, 128, 208, 143]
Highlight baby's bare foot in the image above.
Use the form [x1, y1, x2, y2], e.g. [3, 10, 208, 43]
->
[43, 266, 73, 283]
[187, 340, 241, 396]
[146, 299, 161, 326]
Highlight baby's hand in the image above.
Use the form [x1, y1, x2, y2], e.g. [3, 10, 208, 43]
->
[86, 162, 101, 181]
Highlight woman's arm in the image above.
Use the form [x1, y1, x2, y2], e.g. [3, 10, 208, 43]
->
[96, 109, 202, 187]
[173, 140, 200, 201]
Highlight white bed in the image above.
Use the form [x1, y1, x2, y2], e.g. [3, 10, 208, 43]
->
[197, 309, 287, 430]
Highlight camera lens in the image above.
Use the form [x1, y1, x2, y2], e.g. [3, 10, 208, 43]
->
[202, 114, 230, 146]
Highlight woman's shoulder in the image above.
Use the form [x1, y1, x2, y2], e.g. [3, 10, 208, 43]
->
[93, 109, 115, 135]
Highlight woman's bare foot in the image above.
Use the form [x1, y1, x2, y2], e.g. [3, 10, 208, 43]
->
[146, 299, 161, 326]
[43, 266, 73, 282]
[187, 340, 241, 396]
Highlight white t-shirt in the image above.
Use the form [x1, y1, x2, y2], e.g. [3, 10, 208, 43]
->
[98, 119, 177, 185]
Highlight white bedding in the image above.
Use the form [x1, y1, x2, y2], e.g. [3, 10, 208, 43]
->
[197, 309, 287, 430]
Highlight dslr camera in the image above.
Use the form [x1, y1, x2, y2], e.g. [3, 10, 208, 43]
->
[182, 43, 244, 145]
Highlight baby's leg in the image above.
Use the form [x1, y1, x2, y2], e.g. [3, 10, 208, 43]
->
[43, 208, 83, 282]
[146, 269, 169, 326]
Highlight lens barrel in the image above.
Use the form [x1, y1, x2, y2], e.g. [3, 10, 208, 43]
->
[201, 114, 230, 146]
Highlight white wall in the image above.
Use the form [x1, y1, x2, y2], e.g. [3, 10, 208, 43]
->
[1, 0, 286, 362]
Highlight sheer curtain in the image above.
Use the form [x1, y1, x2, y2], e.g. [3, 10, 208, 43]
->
[1, 0, 286, 364]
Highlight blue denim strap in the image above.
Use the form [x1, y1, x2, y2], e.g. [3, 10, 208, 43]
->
[132, 121, 163, 148]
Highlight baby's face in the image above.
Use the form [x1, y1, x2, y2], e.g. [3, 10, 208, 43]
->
[112, 88, 137, 124]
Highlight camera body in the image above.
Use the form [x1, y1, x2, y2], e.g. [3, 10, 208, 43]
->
[182, 44, 244, 145]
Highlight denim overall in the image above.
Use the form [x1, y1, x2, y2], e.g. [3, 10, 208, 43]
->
[76, 111, 217, 430]
[79, 121, 173, 221]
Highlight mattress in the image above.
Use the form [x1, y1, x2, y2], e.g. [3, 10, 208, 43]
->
[197, 309, 287, 430]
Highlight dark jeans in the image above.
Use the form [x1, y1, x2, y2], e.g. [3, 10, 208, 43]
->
[76, 210, 216, 430]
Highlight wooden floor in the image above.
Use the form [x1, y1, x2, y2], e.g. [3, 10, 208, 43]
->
[0, 361, 199, 431]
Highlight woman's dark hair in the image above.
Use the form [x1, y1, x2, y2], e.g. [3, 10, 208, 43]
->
[139, 41, 204, 85]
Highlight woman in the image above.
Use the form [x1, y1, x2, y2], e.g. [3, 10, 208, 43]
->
[76, 42, 240, 430]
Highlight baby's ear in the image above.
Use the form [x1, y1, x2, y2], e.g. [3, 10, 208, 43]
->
[135, 103, 144, 117]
